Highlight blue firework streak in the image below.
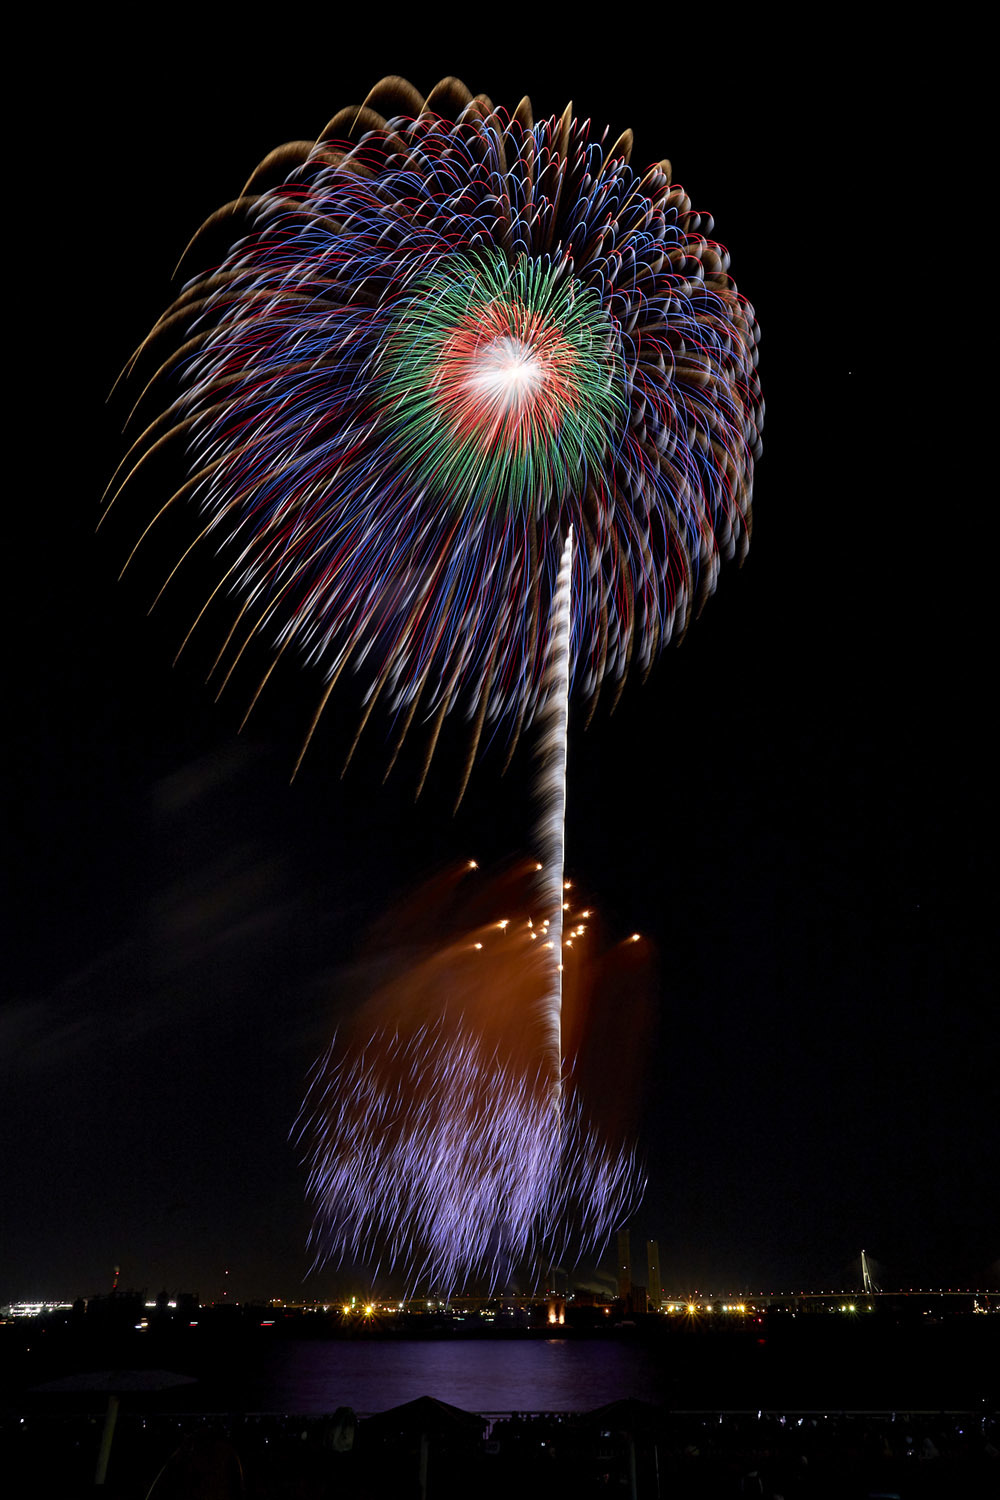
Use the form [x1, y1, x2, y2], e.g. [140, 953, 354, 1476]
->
[113, 75, 762, 782]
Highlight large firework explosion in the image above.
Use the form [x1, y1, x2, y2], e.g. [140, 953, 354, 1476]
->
[112, 76, 761, 1293]
[111, 74, 762, 783]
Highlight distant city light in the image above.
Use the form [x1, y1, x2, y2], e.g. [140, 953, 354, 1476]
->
[2, 1301, 73, 1318]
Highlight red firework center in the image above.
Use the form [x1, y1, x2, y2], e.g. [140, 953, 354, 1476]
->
[432, 299, 580, 456]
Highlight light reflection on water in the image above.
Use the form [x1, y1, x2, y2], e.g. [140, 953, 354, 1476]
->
[254, 1338, 667, 1414]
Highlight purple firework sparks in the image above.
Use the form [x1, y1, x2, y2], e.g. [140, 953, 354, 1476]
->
[293, 861, 649, 1294]
[296, 1022, 645, 1295]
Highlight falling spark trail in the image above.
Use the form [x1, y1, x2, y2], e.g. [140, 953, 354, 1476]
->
[295, 1014, 645, 1296]
[294, 857, 648, 1296]
[534, 527, 573, 1112]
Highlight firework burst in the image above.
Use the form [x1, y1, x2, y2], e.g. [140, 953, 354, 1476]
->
[111, 75, 762, 781]
[113, 77, 760, 1293]
[294, 861, 649, 1294]
[297, 1022, 645, 1294]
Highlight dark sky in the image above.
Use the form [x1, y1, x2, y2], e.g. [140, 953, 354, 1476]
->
[6, 25, 994, 1304]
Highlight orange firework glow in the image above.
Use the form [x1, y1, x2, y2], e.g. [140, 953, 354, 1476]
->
[297, 858, 651, 1291]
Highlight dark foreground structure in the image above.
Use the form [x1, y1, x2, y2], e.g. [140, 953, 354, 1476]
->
[4, 1301, 997, 1494]
[4, 1402, 999, 1498]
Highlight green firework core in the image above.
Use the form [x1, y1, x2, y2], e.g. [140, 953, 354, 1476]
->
[380, 252, 621, 517]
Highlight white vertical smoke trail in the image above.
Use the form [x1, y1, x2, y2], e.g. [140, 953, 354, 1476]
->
[534, 526, 574, 1110]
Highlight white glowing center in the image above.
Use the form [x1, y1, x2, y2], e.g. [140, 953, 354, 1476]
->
[466, 337, 543, 406]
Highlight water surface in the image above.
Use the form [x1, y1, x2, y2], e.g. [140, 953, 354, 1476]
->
[231, 1337, 668, 1414]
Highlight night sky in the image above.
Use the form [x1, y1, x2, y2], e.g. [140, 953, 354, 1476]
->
[6, 25, 994, 1305]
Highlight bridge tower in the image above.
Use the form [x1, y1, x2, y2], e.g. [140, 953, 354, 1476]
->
[861, 1248, 879, 1295]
